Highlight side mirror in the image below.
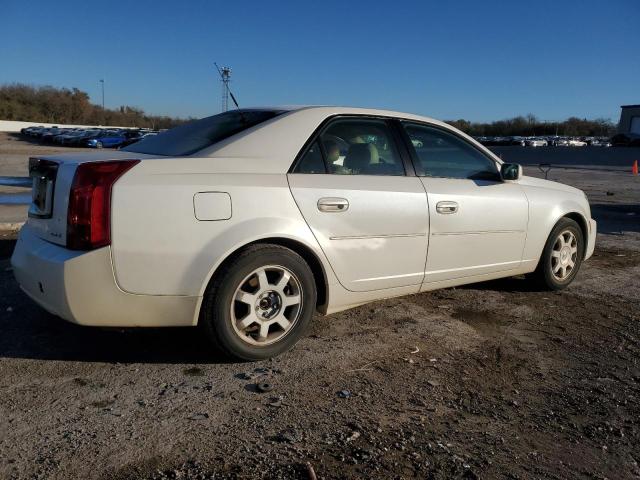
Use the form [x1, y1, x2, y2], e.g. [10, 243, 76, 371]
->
[501, 163, 522, 181]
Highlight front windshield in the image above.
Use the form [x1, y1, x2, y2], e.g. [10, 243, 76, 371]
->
[122, 109, 284, 156]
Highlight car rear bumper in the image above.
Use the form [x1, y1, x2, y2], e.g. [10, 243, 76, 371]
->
[11, 224, 199, 327]
[585, 218, 596, 260]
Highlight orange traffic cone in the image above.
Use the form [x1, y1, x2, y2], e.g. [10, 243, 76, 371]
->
[633, 160, 639, 176]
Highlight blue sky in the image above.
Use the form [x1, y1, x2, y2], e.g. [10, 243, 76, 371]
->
[1, 0, 638, 122]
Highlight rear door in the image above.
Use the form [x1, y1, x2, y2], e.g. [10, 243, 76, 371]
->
[288, 116, 429, 292]
[399, 121, 528, 284]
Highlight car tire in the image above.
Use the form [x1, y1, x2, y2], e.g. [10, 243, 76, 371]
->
[96, 141, 103, 149]
[199, 244, 317, 361]
[530, 217, 584, 290]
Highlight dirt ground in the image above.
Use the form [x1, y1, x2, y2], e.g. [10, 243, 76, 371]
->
[0, 135, 639, 479]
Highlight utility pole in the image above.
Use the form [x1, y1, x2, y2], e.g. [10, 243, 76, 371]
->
[99, 79, 105, 125]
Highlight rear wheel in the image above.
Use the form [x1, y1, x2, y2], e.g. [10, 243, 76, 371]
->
[200, 244, 316, 361]
[530, 218, 584, 290]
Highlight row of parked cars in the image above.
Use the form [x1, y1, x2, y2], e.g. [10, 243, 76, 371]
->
[20, 125, 160, 149]
[475, 136, 613, 147]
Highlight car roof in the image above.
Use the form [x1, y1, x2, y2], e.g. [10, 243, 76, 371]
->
[195, 106, 500, 173]
[245, 105, 446, 126]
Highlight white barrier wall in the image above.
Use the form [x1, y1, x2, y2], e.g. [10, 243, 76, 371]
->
[0, 119, 127, 132]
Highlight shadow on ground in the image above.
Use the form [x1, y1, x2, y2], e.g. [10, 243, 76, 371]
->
[591, 203, 640, 234]
[460, 275, 542, 293]
[0, 302, 228, 364]
[1, 238, 232, 364]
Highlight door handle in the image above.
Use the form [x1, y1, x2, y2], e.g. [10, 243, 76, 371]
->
[317, 197, 349, 212]
[436, 201, 458, 214]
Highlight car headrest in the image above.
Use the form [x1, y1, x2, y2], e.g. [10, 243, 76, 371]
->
[343, 143, 379, 173]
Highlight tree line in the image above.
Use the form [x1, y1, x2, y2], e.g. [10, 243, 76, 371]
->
[445, 114, 616, 137]
[0, 83, 192, 129]
[0, 83, 618, 137]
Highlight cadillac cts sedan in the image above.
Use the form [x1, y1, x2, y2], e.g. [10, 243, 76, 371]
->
[11, 107, 596, 360]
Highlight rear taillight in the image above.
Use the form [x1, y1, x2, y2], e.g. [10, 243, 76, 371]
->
[66, 160, 139, 250]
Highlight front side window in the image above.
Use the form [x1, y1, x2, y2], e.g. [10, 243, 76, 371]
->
[402, 122, 499, 180]
[294, 118, 405, 176]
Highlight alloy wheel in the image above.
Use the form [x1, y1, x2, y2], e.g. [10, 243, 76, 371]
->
[551, 230, 578, 280]
[230, 265, 303, 346]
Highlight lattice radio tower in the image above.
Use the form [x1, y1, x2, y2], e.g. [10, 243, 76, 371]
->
[215, 64, 232, 112]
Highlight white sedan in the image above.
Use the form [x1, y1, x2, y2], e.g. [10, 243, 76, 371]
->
[525, 138, 548, 147]
[12, 107, 596, 360]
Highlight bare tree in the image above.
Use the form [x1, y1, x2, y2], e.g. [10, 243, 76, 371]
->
[0, 83, 192, 128]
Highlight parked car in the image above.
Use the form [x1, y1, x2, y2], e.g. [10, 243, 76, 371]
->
[582, 137, 611, 147]
[482, 136, 525, 146]
[476, 136, 497, 146]
[509, 136, 526, 146]
[66, 129, 105, 147]
[40, 128, 72, 144]
[54, 129, 85, 145]
[63, 129, 102, 146]
[27, 126, 53, 138]
[486, 136, 509, 146]
[119, 131, 158, 148]
[568, 139, 587, 147]
[11, 106, 596, 360]
[21, 126, 45, 135]
[85, 130, 139, 148]
[525, 137, 548, 147]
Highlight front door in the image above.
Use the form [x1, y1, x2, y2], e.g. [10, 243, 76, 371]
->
[288, 117, 429, 292]
[399, 121, 528, 283]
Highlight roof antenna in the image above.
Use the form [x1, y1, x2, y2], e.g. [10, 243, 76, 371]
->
[214, 63, 240, 111]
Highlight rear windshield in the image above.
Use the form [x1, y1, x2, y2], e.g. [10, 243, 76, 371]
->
[122, 109, 284, 156]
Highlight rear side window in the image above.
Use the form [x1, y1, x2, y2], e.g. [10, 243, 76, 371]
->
[295, 141, 326, 173]
[402, 122, 499, 180]
[123, 110, 284, 156]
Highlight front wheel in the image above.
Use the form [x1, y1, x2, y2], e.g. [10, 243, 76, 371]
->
[530, 218, 584, 290]
[200, 244, 317, 361]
